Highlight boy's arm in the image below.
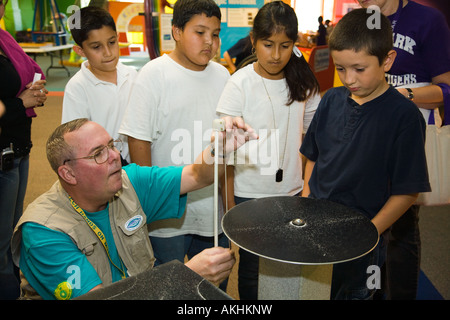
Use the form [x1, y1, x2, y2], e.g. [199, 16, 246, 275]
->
[371, 193, 418, 235]
[301, 158, 315, 198]
[128, 136, 152, 166]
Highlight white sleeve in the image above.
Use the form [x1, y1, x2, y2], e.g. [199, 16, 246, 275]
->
[216, 79, 245, 117]
[303, 92, 320, 133]
[119, 68, 161, 142]
[61, 79, 90, 124]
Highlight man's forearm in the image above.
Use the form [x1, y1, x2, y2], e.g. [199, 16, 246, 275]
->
[180, 116, 258, 195]
[180, 145, 225, 195]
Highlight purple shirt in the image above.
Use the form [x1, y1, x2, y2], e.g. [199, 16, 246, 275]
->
[386, 1, 450, 86]
[0, 29, 45, 117]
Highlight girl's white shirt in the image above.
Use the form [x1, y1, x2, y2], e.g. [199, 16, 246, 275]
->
[216, 63, 321, 198]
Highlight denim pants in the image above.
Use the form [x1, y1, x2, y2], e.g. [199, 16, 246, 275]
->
[234, 196, 259, 300]
[0, 154, 29, 299]
[237, 245, 259, 300]
[331, 236, 386, 300]
[150, 233, 230, 291]
[383, 205, 421, 299]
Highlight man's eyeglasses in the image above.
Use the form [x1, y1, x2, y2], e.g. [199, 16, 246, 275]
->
[63, 139, 122, 165]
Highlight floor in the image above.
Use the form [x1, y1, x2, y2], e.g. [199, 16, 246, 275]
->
[24, 51, 449, 300]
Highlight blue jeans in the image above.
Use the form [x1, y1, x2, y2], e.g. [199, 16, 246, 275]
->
[383, 205, 421, 299]
[234, 196, 259, 300]
[331, 237, 386, 300]
[150, 233, 230, 291]
[0, 154, 29, 299]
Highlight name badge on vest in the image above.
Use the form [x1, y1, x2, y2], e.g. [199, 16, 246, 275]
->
[124, 215, 144, 232]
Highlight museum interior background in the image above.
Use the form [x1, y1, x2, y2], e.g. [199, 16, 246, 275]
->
[1, 0, 449, 300]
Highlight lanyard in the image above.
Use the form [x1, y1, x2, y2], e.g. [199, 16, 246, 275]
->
[69, 196, 126, 279]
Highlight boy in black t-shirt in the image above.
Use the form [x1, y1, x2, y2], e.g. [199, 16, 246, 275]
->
[300, 8, 430, 300]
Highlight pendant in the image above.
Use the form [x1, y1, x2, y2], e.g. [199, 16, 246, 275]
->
[276, 169, 283, 182]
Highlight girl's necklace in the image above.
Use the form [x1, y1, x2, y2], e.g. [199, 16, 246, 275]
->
[258, 64, 290, 182]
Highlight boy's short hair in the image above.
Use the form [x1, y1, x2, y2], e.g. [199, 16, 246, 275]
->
[172, 0, 221, 30]
[70, 6, 117, 47]
[328, 8, 393, 65]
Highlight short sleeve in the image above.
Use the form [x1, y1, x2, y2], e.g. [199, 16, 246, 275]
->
[20, 223, 102, 300]
[420, 12, 450, 78]
[119, 64, 162, 142]
[300, 109, 319, 161]
[303, 93, 320, 133]
[388, 111, 431, 195]
[123, 164, 187, 223]
[62, 80, 90, 124]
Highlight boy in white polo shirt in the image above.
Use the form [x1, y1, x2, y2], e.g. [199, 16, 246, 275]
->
[119, 0, 230, 289]
[62, 6, 137, 164]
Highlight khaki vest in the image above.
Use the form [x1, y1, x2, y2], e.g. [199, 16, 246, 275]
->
[11, 170, 155, 299]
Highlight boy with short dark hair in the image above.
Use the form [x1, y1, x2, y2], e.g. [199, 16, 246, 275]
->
[300, 8, 430, 300]
[62, 6, 137, 164]
[119, 0, 230, 288]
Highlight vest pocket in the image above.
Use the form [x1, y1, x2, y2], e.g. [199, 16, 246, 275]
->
[114, 213, 155, 275]
[117, 214, 147, 236]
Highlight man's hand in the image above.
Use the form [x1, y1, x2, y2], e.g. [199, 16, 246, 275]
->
[185, 247, 236, 286]
[180, 116, 257, 194]
[213, 116, 258, 156]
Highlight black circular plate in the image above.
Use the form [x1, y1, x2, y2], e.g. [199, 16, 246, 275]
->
[222, 196, 379, 265]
